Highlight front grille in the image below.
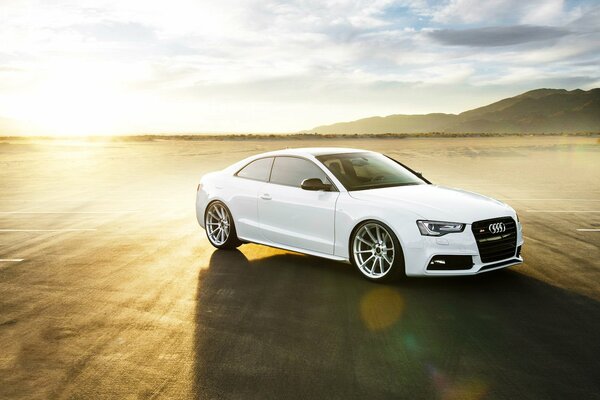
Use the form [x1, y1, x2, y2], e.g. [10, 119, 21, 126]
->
[472, 217, 517, 263]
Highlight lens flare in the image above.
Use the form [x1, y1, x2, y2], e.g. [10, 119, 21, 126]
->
[359, 287, 404, 331]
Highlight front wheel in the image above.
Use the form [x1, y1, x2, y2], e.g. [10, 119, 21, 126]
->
[350, 221, 405, 282]
[204, 201, 241, 249]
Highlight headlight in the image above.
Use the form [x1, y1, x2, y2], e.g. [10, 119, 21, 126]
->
[417, 220, 465, 236]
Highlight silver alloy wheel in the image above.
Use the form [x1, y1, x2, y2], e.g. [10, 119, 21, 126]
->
[353, 222, 395, 278]
[205, 202, 231, 246]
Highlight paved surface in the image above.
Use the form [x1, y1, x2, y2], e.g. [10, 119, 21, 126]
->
[0, 136, 599, 399]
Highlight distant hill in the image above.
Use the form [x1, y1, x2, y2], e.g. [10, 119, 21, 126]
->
[308, 88, 600, 134]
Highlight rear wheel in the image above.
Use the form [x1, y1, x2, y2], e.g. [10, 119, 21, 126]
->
[205, 201, 241, 249]
[350, 220, 404, 282]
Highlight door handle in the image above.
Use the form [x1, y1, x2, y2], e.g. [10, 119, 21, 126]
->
[260, 193, 272, 200]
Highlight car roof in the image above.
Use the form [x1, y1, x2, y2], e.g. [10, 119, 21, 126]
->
[259, 147, 368, 157]
[222, 147, 373, 175]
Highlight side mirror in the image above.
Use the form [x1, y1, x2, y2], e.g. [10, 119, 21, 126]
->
[301, 178, 332, 191]
[416, 171, 425, 179]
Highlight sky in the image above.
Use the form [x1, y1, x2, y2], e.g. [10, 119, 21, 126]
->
[0, 0, 599, 135]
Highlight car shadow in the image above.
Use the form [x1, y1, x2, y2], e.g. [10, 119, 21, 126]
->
[193, 248, 600, 400]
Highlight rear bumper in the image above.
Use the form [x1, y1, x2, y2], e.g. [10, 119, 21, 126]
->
[196, 190, 209, 230]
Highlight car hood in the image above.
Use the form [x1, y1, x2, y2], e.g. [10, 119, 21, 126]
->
[348, 184, 515, 224]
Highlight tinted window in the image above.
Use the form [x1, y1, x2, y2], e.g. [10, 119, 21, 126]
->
[236, 157, 273, 181]
[270, 157, 329, 188]
[316, 152, 425, 191]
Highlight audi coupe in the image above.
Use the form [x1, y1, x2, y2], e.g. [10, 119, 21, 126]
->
[196, 148, 524, 282]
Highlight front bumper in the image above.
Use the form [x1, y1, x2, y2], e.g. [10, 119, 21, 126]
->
[403, 222, 524, 276]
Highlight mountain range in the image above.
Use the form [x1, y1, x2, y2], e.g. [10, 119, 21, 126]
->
[308, 88, 600, 134]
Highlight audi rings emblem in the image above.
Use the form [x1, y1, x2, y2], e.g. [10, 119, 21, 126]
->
[489, 222, 506, 234]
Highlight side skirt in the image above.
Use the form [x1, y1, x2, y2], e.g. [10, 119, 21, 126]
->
[237, 236, 350, 263]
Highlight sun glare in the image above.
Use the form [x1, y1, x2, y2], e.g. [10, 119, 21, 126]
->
[7, 62, 135, 136]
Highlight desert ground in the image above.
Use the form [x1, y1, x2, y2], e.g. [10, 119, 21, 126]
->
[0, 136, 599, 399]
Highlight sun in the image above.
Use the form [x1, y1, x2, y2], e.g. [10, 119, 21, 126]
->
[7, 61, 135, 136]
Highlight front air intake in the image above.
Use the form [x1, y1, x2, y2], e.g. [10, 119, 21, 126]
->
[427, 255, 473, 271]
[471, 217, 517, 263]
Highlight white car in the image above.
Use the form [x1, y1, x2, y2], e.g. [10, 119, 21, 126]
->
[196, 148, 524, 282]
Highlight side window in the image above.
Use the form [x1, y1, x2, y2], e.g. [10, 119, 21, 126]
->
[270, 157, 329, 188]
[236, 157, 273, 181]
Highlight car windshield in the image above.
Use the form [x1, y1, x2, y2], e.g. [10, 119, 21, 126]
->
[316, 152, 426, 191]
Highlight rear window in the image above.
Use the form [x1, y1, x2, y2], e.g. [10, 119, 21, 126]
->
[236, 157, 274, 181]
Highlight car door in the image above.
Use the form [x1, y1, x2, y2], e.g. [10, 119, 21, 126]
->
[228, 157, 273, 240]
[258, 156, 339, 254]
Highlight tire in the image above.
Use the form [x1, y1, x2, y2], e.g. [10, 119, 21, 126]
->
[204, 201, 242, 250]
[349, 220, 405, 282]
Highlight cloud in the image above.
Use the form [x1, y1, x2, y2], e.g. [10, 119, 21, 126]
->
[428, 25, 570, 47]
[429, 0, 581, 25]
[68, 21, 157, 43]
[0, 0, 598, 133]
[567, 5, 600, 32]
